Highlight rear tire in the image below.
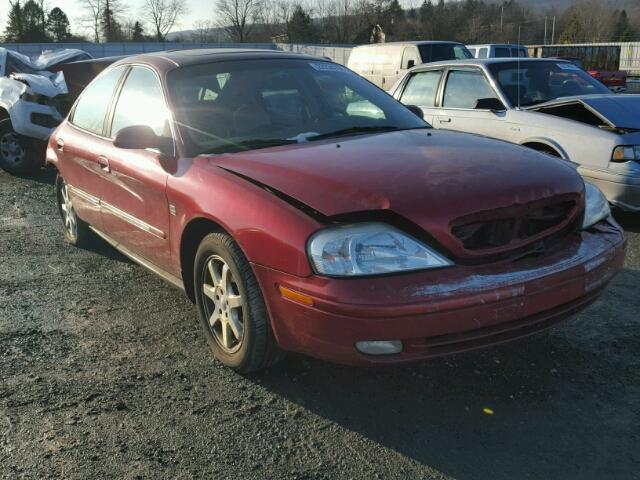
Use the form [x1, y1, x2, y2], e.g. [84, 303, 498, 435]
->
[0, 118, 44, 174]
[194, 232, 284, 373]
[56, 174, 90, 246]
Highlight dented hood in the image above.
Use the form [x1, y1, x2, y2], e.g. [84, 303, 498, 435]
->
[210, 129, 584, 255]
[530, 94, 640, 130]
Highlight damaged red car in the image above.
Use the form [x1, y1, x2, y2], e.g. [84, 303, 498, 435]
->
[47, 50, 626, 372]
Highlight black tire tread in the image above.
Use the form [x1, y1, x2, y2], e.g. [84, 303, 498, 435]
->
[0, 118, 43, 175]
[196, 232, 284, 373]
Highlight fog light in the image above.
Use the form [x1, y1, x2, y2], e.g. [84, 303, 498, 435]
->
[355, 340, 402, 355]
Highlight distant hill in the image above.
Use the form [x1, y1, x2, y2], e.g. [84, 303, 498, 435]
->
[512, 0, 640, 9]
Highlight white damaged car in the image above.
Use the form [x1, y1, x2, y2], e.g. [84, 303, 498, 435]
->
[0, 48, 90, 173]
[391, 58, 640, 212]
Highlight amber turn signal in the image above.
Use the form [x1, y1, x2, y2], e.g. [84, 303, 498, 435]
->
[278, 285, 314, 306]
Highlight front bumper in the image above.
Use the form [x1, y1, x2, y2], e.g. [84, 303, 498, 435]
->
[8, 100, 61, 140]
[579, 163, 640, 212]
[253, 220, 626, 366]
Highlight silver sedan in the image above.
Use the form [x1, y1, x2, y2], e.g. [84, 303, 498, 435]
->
[390, 58, 640, 212]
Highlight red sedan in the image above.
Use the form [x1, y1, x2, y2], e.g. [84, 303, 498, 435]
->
[47, 49, 626, 372]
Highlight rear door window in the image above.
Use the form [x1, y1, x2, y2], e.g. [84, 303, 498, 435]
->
[71, 66, 125, 135]
[495, 47, 511, 58]
[400, 70, 443, 107]
[443, 69, 497, 109]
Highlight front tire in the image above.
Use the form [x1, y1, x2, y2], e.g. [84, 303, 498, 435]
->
[194, 233, 284, 373]
[0, 118, 44, 174]
[56, 175, 90, 246]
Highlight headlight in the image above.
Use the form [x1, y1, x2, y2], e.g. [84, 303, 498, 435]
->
[612, 145, 640, 162]
[582, 182, 610, 229]
[308, 222, 453, 277]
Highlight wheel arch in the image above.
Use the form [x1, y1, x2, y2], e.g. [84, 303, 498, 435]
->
[179, 216, 229, 302]
[520, 137, 568, 160]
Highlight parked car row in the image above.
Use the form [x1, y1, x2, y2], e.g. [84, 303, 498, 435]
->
[0, 46, 630, 373]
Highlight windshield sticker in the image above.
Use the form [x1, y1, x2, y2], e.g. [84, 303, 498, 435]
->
[309, 62, 348, 72]
[557, 62, 581, 71]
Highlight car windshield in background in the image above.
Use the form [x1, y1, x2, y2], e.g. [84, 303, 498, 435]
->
[488, 60, 610, 107]
[419, 44, 474, 62]
[168, 59, 427, 156]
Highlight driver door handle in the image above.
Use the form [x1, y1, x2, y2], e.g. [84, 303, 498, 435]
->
[97, 155, 110, 173]
[56, 139, 64, 151]
[439, 117, 452, 124]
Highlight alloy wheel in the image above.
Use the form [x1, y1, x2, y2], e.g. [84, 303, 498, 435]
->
[201, 255, 245, 353]
[59, 181, 78, 238]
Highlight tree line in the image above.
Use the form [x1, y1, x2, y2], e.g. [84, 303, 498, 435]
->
[2, 0, 638, 45]
[3, 0, 186, 43]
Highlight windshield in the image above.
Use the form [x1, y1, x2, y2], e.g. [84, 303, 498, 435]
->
[488, 60, 610, 107]
[168, 59, 427, 156]
[419, 44, 474, 62]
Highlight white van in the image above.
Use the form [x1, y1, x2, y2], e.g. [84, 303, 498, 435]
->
[467, 44, 529, 59]
[347, 41, 473, 90]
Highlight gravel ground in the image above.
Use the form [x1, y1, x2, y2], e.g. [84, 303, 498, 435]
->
[1, 168, 639, 480]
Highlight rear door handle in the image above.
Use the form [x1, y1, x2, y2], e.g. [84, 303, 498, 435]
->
[56, 139, 64, 151]
[439, 117, 452, 124]
[97, 155, 110, 173]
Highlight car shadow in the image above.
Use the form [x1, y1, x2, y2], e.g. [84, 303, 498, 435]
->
[79, 230, 134, 264]
[254, 267, 640, 479]
[13, 167, 57, 186]
[613, 209, 640, 233]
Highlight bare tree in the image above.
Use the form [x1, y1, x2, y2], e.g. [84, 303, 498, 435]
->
[77, 0, 126, 42]
[191, 20, 219, 42]
[215, 0, 263, 42]
[78, 0, 103, 42]
[142, 0, 188, 42]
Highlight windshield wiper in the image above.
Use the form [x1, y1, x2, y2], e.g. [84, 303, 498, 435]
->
[203, 138, 298, 154]
[308, 125, 403, 141]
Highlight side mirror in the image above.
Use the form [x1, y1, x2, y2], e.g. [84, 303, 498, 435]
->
[407, 59, 415, 69]
[113, 125, 162, 150]
[474, 97, 506, 112]
[405, 104, 424, 119]
[113, 125, 177, 173]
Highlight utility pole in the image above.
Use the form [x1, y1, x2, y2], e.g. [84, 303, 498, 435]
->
[500, 5, 504, 33]
[551, 16, 556, 44]
[544, 16, 548, 45]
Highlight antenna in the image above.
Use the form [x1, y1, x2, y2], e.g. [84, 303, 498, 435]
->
[517, 24, 521, 109]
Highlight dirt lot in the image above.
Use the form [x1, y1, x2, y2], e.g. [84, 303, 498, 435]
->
[1, 168, 639, 480]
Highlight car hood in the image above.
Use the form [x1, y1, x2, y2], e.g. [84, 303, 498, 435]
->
[210, 129, 584, 258]
[528, 94, 640, 130]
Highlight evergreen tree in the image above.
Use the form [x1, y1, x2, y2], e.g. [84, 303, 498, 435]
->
[101, 0, 123, 42]
[614, 9, 632, 41]
[132, 21, 145, 41]
[21, 0, 49, 42]
[4, 1, 25, 42]
[47, 7, 71, 42]
[560, 11, 584, 43]
[287, 5, 316, 43]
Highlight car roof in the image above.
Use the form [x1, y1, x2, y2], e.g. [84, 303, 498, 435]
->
[467, 44, 527, 48]
[353, 41, 464, 48]
[408, 57, 570, 70]
[110, 48, 325, 73]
